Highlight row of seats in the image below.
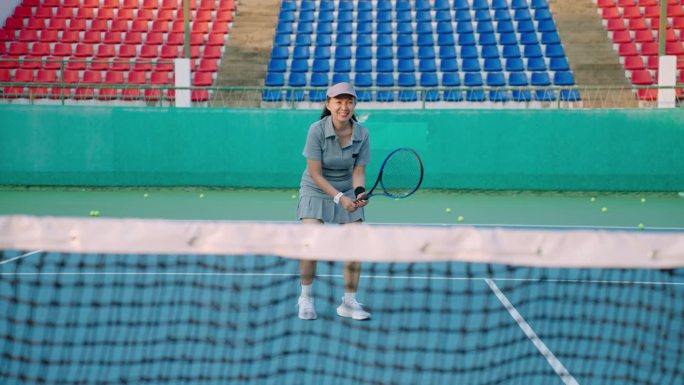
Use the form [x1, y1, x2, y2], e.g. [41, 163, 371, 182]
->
[280, 0, 551, 12]
[278, 9, 555, 23]
[4, 10, 233, 27]
[18, 0, 234, 11]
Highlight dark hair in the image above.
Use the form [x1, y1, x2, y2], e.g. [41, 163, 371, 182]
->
[320, 97, 358, 121]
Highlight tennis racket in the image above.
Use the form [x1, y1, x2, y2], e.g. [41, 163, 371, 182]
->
[358, 147, 424, 201]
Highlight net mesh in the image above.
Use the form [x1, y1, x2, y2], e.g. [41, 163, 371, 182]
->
[1, 216, 683, 385]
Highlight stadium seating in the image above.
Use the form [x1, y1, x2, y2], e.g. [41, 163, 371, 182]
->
[265, 0, 577, 105]
[0, 0, 235, 103]
[597, 0, 684, 100]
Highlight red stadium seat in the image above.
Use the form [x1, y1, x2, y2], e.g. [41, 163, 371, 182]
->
[166, 33, 185, 46]
[624, 56, 645, 70]
[193, 71, 213, 86]
[637, 88, 657, 100]
[75, 8, 95, 20]
[633, 30, 654, 43]
[156, 10, 175, 22]
[65, 56, 87, 71]
[17, 30, 38, 42]
[34, 7, 55, 19]
[74, 44, 95, 58]
[640, 42, 659, 56]
[20, 55, 43, 70]
[96, 8, 115, 21]
[195, 10, 213, 22]
[8, 42, 29, 56]
[219, 0, 235, 11]
[124, 32, 143, 45]
[666, 42, 684, 55]
[611, 30, 632, 43]
[110, 58, 131, 72]
[631, 70, 653, 84]
[99, 71, 124, 100]
[63, 0, 81, 7]
[96, 45, 116, 58]
[203, 45, 222, 59]
[0, 56, 20, 70]
[618, 42, 639, 56]
[118, 45, 137, 59]
[621, 6, 641, 19]
[161, 0, 179, 9]
[212, 22, 230, 34]
[130, 21, 150, 33]
[199, 0, 216, 11]
[60, 31, 81, 44]
[4, 17, 25, 30]
[197, 59, 218, 72]
[143, 0, 159, 9]
[140, 45, 159, 59]
[602, 7, 621, 19]
[39, 30, 59, 43]
[151, 21, 170, 33]
[116, 8, 135, 21]
[26, 18, 46, 31]
[0, 69, 10, 81]
[54, 7, 74, 19]
[617, 0, 636, 6]
[136, 9, 154, 22]
[13, 6, 33, 18]
[13, 68, 34, 82]
[145, 32, 165, 45]
[110, 20, 130, 33]
[104, 0, 121, 8]
[627, 18, 648, 30]
[68, 18, 88, 32]
[206, 33, 226, 46]
[122, 0, 139, 9]
[83, 31, 103, 44]
[216, 10, 234, 22]
[104, 32, 122, 45]
[122, 71, 147, 100]
[52, 43, 73, 57]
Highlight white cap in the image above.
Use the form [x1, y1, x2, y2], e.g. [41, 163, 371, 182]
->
[326, 82, 357, 99]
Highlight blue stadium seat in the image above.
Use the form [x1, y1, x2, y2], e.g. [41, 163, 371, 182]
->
[276, 22, 293, 34]
[274, 34, 291, 46]
[416, 10, 432, 22]
[560, 89, 581, 101]
[520, 33, 539, 45]
[460, 46, 479, 59]
[354, 72, 372, 87]
[312, 59, 330, 72]
[332, 73, 350, 84]
[457, 21, 474, 34]
[458, 33, 476, 46]
[338, 11, 353, 22]
[271, 46, 289, 60]
[479, 33, 498, 46]
[314, 47, 331, 60]
[439, 46, 457, 59]
[318, 11, 334, 23]
[554, 72, 575, 86]
[436, 22, 453, 34]
[477, 21, 495, 33]
[482, 45, 500, 59]
[354, 46, 372, 60]
[398, 73, 417, 101]
[462, 59, 481, 72]
[317, 34, 333, 46]
[265, 72, 284, 86]
[397, 34, 414, 47]
[356, 34, 372, 46]
[464, 73, 483, 87]
[337, 22, 353, 34]
[531, 0, 549, 9]
[417, 22, 434, 35]
[334, 46, 352, 59]
[436, 10, 453, 22]
[494, 9, 512, 21]
[497, 33, 516, 46]
[376, 73, 395, 102]
[497, 21, 515, 33]
[376, 34, 393, 46]
[535, 89, 557, 102]
[290, 59, 309, 72]
[511, 0, 529, 9]
[549, 57, 570, 71]
[541, 32, 561, 45]
[297, 22, 314, 34]
[376, 22, 393, 34]
[300, 1, 315, 12]
[486, 72, 506, 87]
[377, 11, 392, 23]
[268, 59, 286, 72]
[455, 10, 472, 22]
[453, 0, 469, 10]
[397, 46, 414, 60]
[505, 58, 526, 72]
[509, 72, 529, 86]
[339, 2, 354, 11]
[280, 1, 296, 11]
[514, 9, 532, 21]
[484, 58, 503, 72]
[492, 0, 509, 9]
[418, 46, 436, 59]
[292, 46, 310, 60]
[467, 89, 486, 102]
[396, 12, 412, 23]
[377, 59, 394, 73]
[357, 1, 372, 12]
[319, 2, 334, 11]
[527, 58, 547, 71]
[415, 0, 430, 11]
[420, 73, 440, 101]
[355, 59, 372, 73]
[417, 34, 435, 46]
[316, 22, 333, 34]
[334, 34, 351, 46]
[538, 20, 557, 32]
[535, 9, 553, 20]
[376, 46, 394, 59]
[278, 10, 295, 22]
[473, 0, 490, 10]
[503, 45, 522, 58]
[512, 90, 532, 102]
[398, 59, 416, 73]
[545, 44, 566, 58]
[475, 10, 492, 21]
[523, 45, 543, 58]
[489, 89, 510, 102]
[297, 11, 313, 22]
[356, 22, 372, 34]
[438, 34, 456, 46]
[440, 59, 459, 72]
[442, 73, 464, 102]
[377, 1, 392, 11]
[396, 1, 412, 12]
[397, 22, 413, 34]
[419, 59, 437, 72]
[288, 72, 306, 87]
[530, 72, 551, 86]
[333, 59, 351, 73]
[517, 21, 536, 33]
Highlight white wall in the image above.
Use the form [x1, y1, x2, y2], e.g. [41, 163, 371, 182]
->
[1, 0, 22, 28]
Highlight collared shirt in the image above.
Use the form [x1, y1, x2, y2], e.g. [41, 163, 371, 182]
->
[300, 115, 371, 197]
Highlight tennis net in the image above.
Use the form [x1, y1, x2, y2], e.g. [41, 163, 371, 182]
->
[1, 215, 683, 385]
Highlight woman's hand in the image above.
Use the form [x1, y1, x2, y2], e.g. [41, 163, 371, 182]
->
[354, 192, 368, 208]
[340, 195, 358, 212]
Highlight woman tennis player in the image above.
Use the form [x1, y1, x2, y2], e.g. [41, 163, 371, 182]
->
[296, 82, 371, 320]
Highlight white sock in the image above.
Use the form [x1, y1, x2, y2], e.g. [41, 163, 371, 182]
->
[343, 292, 356, 304]
[300, 284, 313, 298]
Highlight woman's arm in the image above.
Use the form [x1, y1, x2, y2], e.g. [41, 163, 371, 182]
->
[307, 159, 358, 212]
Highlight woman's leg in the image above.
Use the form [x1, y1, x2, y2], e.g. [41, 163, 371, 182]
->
[337, 220, 370, 320]
[298, 218, 322, 320]
[299, 218, 322, 286]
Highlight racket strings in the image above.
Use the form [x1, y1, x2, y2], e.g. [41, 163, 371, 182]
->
[379, 150, 423, 197]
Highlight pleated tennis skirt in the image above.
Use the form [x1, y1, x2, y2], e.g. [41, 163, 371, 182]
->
[297, 193, 365, 223]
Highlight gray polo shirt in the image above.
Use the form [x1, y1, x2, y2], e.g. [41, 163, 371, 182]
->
[299, 115, 371, 198]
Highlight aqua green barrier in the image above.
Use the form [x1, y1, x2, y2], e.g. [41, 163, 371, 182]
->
[1, 105, 682, 191]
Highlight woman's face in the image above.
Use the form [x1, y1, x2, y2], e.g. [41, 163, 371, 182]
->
[326, 95, 356, 126]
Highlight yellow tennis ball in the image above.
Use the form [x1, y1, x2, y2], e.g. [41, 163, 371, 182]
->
[143, 193, 149, 198]
[638, 223, 645, 229]
[445, 207, 452, 213]
[590, 197, 596, 202]
[291, 194, 297, 199]
[89, 210, 100, 217]
[457, 215, 464, 222]
[199, 193, 205, 198]
[640, 198, 646, 203]
[601, 207, 608, 213]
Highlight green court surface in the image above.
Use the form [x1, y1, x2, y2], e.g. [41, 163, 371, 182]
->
[1, 187, 683, 230]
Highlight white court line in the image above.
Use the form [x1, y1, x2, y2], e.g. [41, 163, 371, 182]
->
[0, 250, 43, 265]
[0, 271, 681, 286]
[485, 278, 580, 385]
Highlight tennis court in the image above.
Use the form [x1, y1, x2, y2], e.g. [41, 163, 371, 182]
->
[1, 188, 683, 385]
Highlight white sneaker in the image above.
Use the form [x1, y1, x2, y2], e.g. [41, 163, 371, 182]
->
[336, 297, 370, 320]
[297, 296, 317, 320]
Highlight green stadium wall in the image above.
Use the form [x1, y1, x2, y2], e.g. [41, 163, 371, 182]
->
[1, 105, 683, 191]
